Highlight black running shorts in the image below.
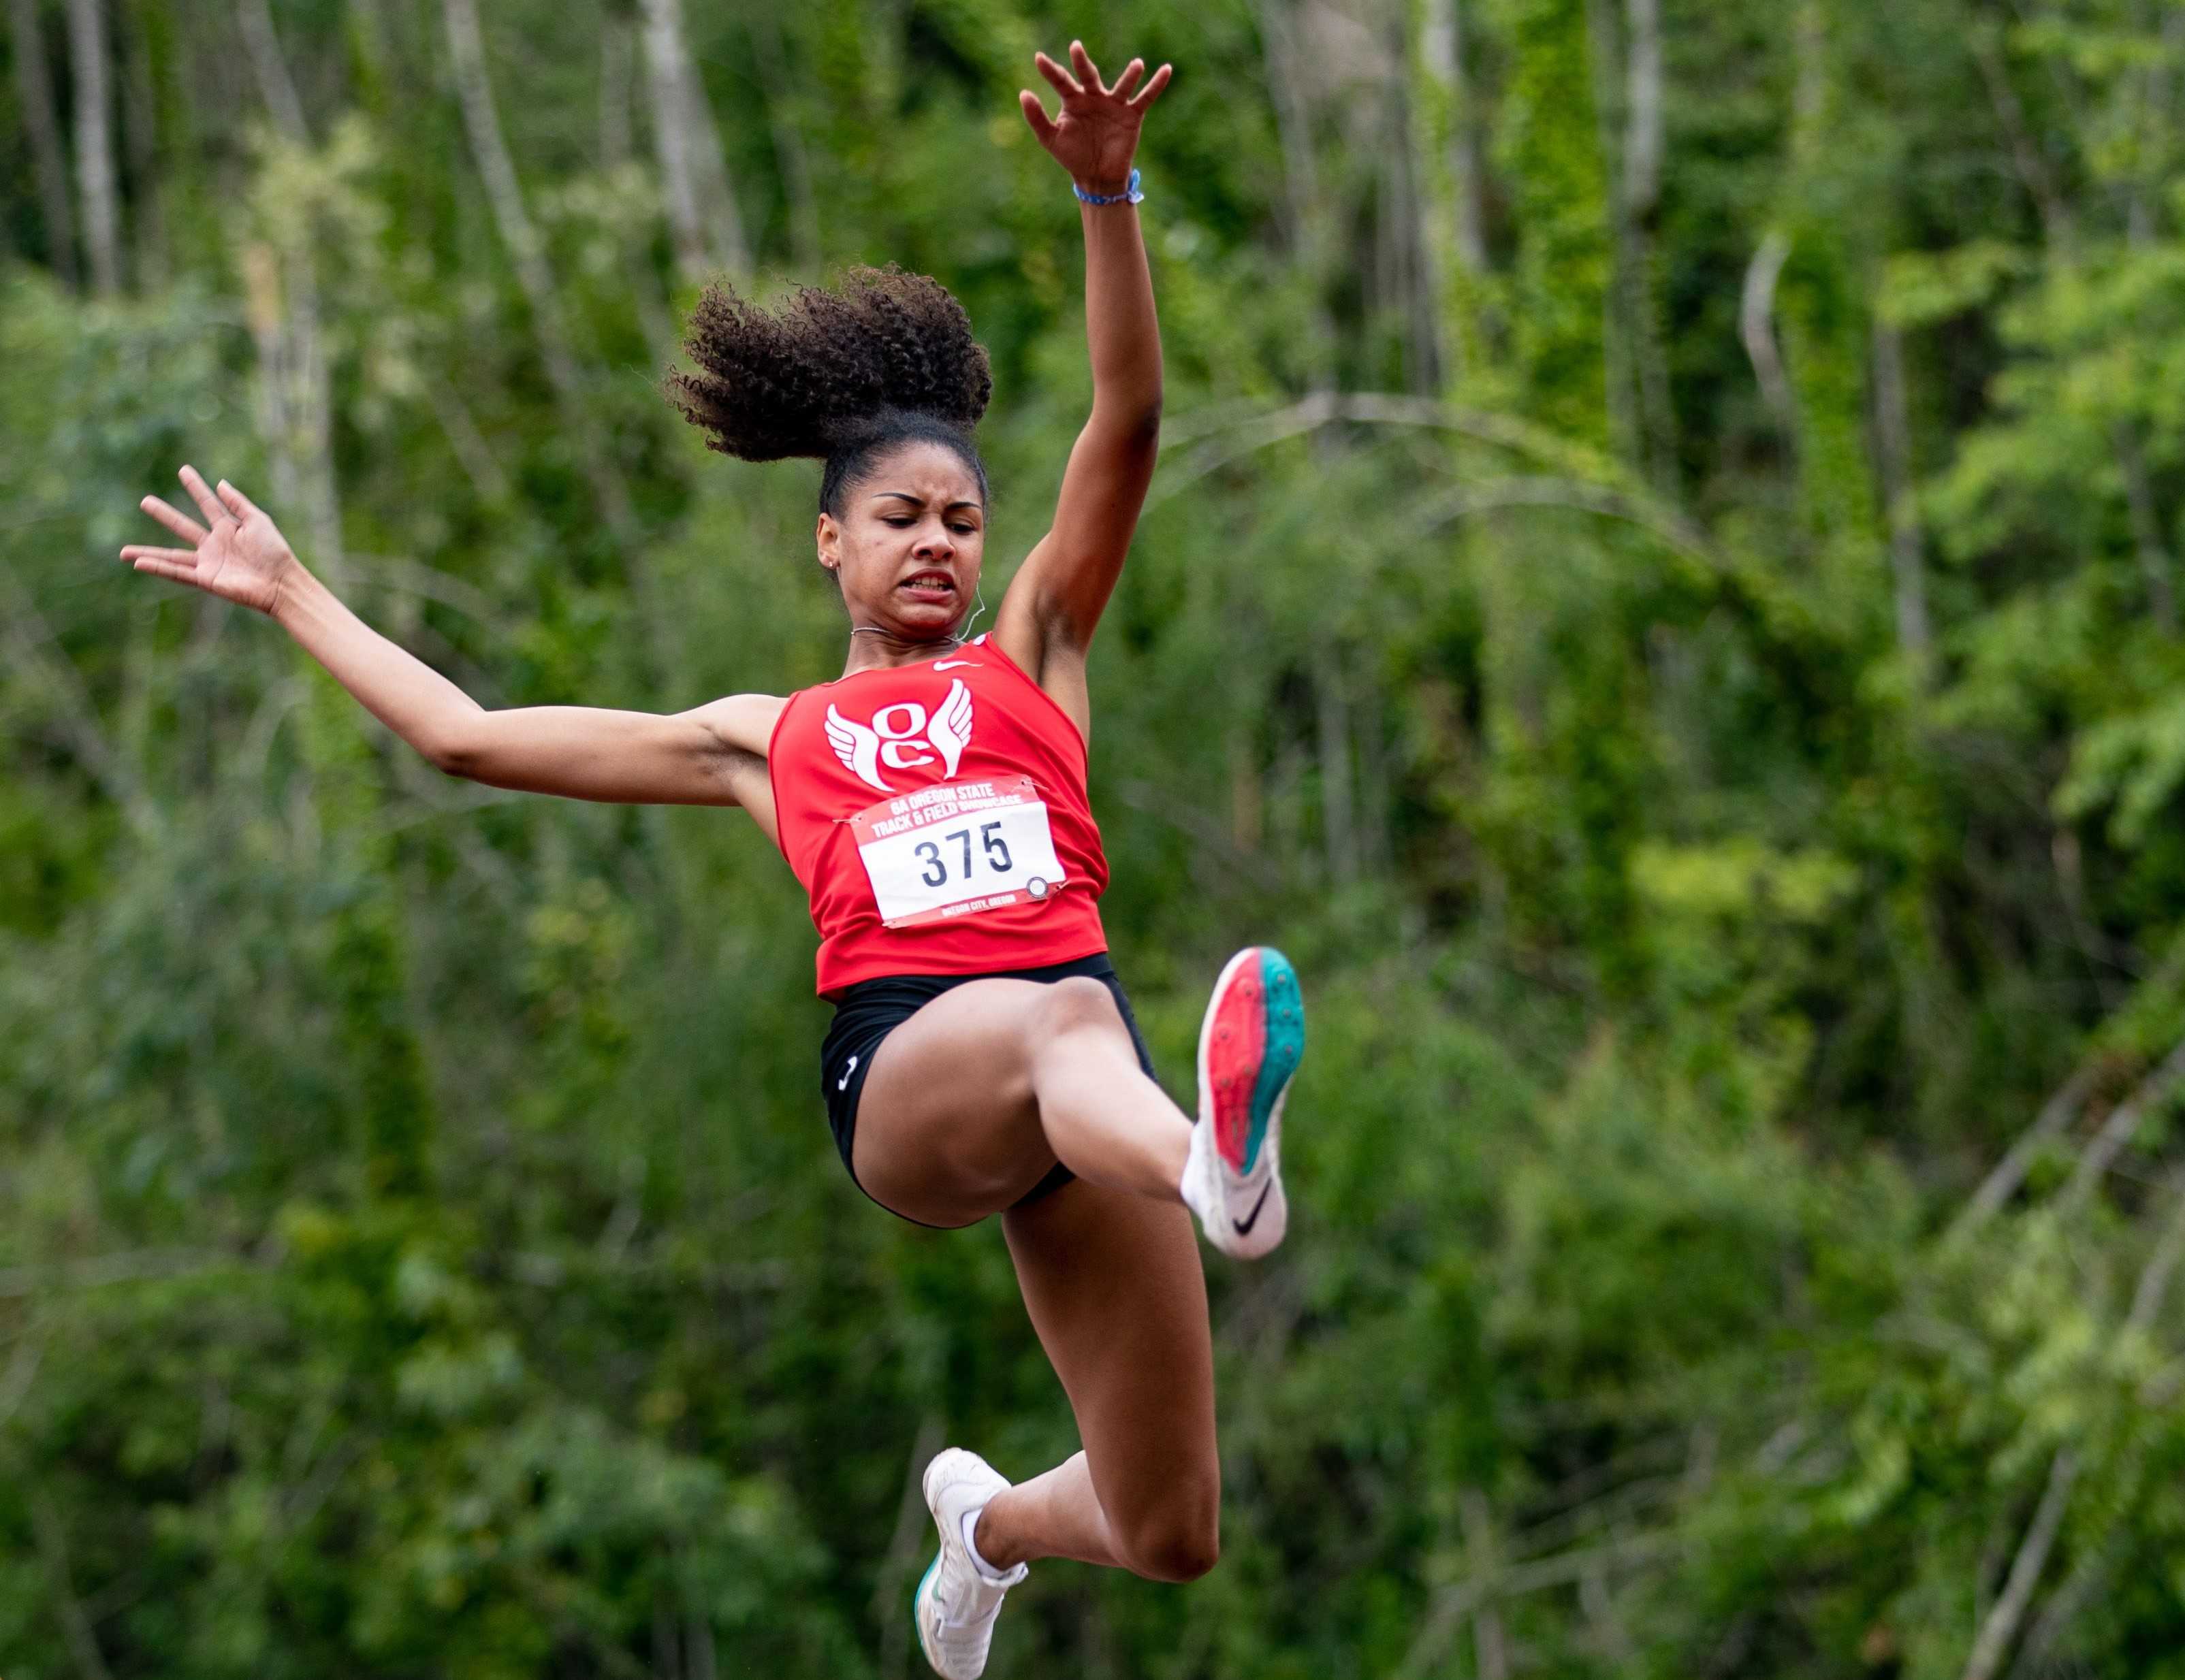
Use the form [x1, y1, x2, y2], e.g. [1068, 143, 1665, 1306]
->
[818, 952, 1162, 1227]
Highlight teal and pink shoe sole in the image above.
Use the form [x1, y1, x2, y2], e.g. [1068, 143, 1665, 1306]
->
[1200, 948, 1305, 1176]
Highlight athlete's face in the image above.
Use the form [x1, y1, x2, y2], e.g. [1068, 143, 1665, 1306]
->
[816, 441, 987, 640]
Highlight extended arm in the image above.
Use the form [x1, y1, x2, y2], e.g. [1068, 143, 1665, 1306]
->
[123, 468, 778, 811]
[994, 45, 1172, 728]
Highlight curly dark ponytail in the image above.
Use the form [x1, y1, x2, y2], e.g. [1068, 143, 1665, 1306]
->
[667, 265, 993, 514]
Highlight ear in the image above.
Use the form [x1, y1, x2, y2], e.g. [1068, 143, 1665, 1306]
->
[816, 511, 842, 575]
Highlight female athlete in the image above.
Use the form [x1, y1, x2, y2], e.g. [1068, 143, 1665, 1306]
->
[121, 42, 1302, 1679]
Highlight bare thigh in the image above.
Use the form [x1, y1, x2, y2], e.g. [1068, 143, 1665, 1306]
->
[850, 976, 1087, 1227]
[1002, 1177, 1221, 1577]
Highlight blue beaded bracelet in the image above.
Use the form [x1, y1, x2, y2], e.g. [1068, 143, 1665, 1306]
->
[1073, 167, 1143, 207]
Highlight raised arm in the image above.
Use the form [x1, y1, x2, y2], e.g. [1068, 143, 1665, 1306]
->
[122, 468, 780, 815]
[993, 44, 1171, 731]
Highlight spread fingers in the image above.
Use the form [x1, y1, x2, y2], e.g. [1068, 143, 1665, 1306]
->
[1034, 49, 1082, 99]
[140, 494, 207, 545]
[177, 464, 228, 528]
[123, 549, 200, 584]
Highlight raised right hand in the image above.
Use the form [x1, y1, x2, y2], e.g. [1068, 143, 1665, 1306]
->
[122, 466, 300, 617]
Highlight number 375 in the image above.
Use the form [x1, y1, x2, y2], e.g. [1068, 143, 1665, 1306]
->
[915, 821, 1012, 888]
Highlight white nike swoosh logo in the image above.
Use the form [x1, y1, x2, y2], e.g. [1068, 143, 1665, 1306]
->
[837, 1053, 859, 1091]
[934, 660, 980, 670]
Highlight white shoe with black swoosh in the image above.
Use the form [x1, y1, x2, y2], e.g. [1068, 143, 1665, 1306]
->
[1182, 947, 1306, 1260]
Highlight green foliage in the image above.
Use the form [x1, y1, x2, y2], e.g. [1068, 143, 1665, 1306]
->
[5, 0, 2185, 1675]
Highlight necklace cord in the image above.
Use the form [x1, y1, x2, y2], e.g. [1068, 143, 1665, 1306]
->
[847, 583, 988, 646]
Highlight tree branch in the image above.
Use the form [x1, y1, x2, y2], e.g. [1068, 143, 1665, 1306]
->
[1961, 1447, 2079, 1680]
[2007, 1545, 2110, 1679]
[31, 1492, 114, 1680]
[0, 1331, 44, 1427]
[0, 1248, 235, 1298]
[2124, 1170, 2185, 1335]
[1872, 316, 1932, 674]
[0, 568, 158, 837]
[1948, 1061, 2102, 1241]
[2061, 1037, 2185, 1213]
[1740, 231, 1796, 443]
[874, 1413, 947, 1680]
[1962, 1165, 2185, 1677]
[1412, 475, 1721, 567]
[1153, 393, 1721, 573]
[1395, 1530, 1682, 1680]
[1155, 391, 1624, 498]
[1971, 29, 2075, 250]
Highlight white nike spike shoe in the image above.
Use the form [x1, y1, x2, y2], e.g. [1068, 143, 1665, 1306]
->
[915, 1449, 1027, 1680]
[1183, 947, 1306, 1259]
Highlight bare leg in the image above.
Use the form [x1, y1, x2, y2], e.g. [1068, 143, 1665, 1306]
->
[851, 975, 1192, 1227]
[972, 1178, 1220, 1583]
[980, 1452, 1122, 1566]
[847, 974, 1219, 1583]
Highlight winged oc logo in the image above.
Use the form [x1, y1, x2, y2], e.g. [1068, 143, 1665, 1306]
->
[825, 679, 974, 794]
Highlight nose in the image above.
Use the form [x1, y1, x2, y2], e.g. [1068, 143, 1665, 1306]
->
[913, 521, 955, 562]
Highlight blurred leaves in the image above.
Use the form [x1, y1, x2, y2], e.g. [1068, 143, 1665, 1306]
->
[5, 0, 2185, 1676]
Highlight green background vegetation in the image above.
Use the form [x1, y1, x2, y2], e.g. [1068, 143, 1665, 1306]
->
[6, 0, 2185, 1674]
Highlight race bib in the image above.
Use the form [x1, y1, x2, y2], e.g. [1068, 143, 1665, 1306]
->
[847, 775, 1068, 929]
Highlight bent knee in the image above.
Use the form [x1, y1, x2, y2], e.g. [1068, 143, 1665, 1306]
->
[1038, 974, 1124, 1039]
[1118, 1502, 1220, 1584]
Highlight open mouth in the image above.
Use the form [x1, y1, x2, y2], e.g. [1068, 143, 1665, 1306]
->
[899, 570, 957, 600]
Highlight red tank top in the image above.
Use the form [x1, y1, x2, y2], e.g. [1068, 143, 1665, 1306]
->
[767, 635, 1111, 996]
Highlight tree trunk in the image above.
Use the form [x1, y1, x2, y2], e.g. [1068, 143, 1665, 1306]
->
[1741, 231, 1796, 443]
[1388, 13, 1444, 393]
[1620, 0, 1675, 482]
[240, 240, 346, 589]
[640, 0, 750, 282]
[1258, 0, 1341, 391]
[1420, 0, 1489, 274]
[1584, 0, 1638, 459]
[1357, 668, 1392, 876]
[236, 0, 307, 140]
[1460, 1487, 1510, 1680]
[442, 0, 635, 540]
[1230, 721, 1264, 854]
[66, 0, 121, 293]
[1622, 0, 1663, 223]
[599, 10, 679, 359]
[117, 0, 164, 285]
[232, 7, 342, 583]
[1870, 319, 1934, 674]
[752, 11, 822, 275]
[1315, 646, 1357, 887]
[9, 0, 78, 285]
[599, 5, 633, 167]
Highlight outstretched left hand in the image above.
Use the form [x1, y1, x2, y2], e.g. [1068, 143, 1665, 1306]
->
[1020, 42, 1171, 196]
